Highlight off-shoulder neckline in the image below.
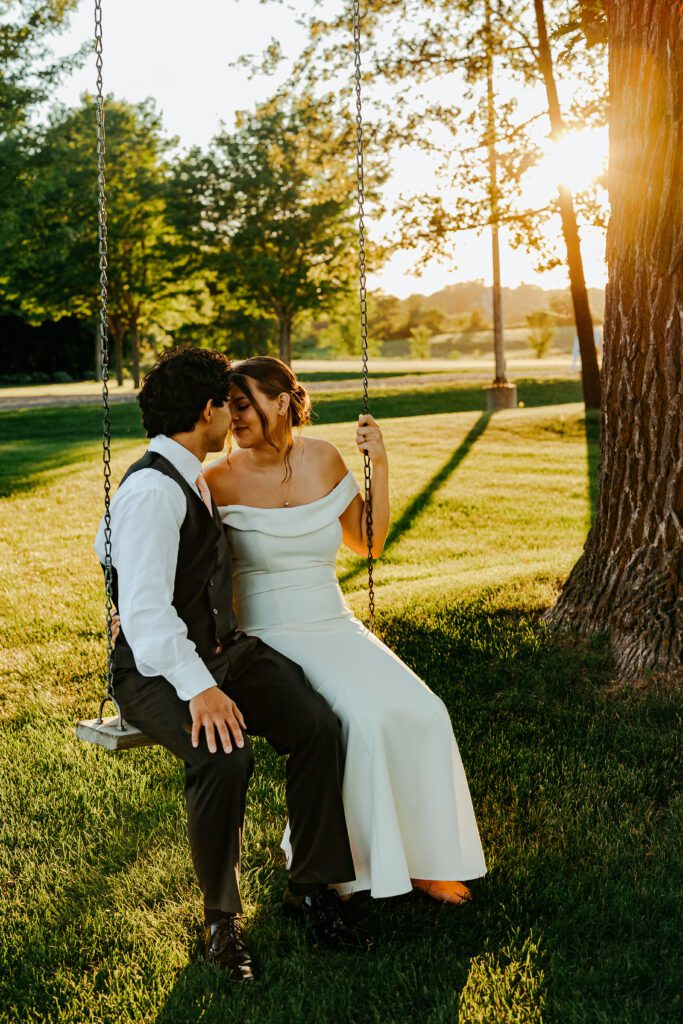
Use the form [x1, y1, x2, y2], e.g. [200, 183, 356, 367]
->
[218, 469, 354, 512]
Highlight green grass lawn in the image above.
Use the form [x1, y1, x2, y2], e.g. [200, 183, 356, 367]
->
[0, 377, 582, 499]
[0, 387, 679, 1024]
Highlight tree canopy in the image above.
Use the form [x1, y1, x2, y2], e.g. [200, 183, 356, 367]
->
[0, 0, 81, 136]
[0, 98, 190, 385]
[169, 97, 369, 364]
[253, 0, 606, 401]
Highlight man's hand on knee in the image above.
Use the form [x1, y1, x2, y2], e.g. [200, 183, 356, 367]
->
[189, 686, 247, 754]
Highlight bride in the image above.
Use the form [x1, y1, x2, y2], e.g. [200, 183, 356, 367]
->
[204, 356, 486, 904]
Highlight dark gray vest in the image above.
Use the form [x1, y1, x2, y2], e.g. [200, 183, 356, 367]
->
[111, 450, 237, 672]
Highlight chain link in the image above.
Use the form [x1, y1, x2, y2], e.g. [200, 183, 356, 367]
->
[95, 0, 114, 708]
[353, 1, 375, 632]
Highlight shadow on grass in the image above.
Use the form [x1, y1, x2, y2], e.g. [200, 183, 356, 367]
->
[144, 602, 678, 1023]
[584, 409, 601, 525]
[312, 377, 582, 426]
[152, 893, 486, 1024]
[4, 600, 679, 1022]
[0, 378, 581, 497]
[340, 412, 490, 588]
[373, 602, 679, 1023]
[0, 403, 144, 496]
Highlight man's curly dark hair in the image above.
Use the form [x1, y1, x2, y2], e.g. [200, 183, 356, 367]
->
[137, 347, 233, 438]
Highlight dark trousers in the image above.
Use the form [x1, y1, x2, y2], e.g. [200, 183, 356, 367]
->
[113, 634, 355, 914]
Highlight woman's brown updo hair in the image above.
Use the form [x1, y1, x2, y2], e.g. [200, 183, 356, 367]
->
[229, 356, 312, 480]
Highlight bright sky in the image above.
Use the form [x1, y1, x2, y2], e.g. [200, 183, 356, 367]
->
[51, 0, 608, 298]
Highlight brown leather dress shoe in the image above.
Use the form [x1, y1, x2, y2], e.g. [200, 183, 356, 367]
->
[411, 878, 473, 905]
[204, 916, 258, 983]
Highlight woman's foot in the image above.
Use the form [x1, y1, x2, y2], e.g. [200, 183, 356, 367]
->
[411, 878, 472, 905]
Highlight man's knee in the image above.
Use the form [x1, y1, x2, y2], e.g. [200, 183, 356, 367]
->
[190, 739, 254, 783]
[303, 697, 344, 754]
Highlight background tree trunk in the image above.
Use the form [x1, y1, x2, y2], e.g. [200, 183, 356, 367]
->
[485, 0, 507, 385]
[130, 324, 141, 389]
[111, 323, 124, 387]
[547, 0, 683, 677]
[278, 316, 292, 365]
[534, 0, 602, 411]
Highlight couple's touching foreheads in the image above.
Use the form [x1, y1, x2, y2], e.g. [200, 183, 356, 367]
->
[94, 346, 485, 983]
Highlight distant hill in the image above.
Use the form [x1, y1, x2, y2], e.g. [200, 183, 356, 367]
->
[399, 280, 605, 326]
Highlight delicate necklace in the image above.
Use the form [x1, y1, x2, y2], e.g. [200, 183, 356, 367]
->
[279, 468, 293, 508]
[247, 440, 302, 507]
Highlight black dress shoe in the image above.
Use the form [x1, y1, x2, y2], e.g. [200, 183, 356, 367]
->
[203, 916, 258, 983]
[282, 887, 373, 951]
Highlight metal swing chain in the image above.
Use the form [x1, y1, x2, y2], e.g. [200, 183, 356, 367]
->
[94, 0, 117, 724]
[353, 0, 376, 632]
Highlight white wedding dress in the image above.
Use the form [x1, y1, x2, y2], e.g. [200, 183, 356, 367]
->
[220, 470, 486, 897]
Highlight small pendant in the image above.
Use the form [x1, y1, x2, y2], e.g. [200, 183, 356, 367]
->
[284, 500, 289, 507]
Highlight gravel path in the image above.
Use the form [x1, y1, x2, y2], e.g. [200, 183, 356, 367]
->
[0, 367, 574, 411]
[0, 391, 139, 411]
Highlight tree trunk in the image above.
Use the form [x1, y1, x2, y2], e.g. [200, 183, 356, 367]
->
[130, 324, 141, 389]
[485, 0, 507, 385]
[533, 0, 602, 411]
[111, 323, 124, 387]
[546, 0, 683, 677]
[278, 316, 292, 365]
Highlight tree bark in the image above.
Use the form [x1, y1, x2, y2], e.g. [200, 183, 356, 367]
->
[533, 0, 602, 410]
[546, 0, 683, 677]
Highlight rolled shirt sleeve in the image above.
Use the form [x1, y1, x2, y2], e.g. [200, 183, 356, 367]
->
[94, 470, 218, 702]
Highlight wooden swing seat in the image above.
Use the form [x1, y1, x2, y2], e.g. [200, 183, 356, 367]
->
[75, 716, 158, 752]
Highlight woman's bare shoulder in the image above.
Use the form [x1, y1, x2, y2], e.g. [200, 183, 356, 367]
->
[204, 450, 244, 505]
[301, 437, 347, 481]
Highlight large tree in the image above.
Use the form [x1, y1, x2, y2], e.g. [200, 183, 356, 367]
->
[256, 0, 605, 405]
[0, 98, 188, 385]
[548, 0, 682, 676]
[170, 97, 366, 364]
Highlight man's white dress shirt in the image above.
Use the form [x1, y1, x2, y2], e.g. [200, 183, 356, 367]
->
[94, 434, 219, 702]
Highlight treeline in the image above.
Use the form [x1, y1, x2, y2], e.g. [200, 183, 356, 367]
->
[369, 282, 605, 341]
[0, 275, 600, 384]
[0, 94, 361, 385]
[0, 1, 608, 386]
[0, 1, 366, 382]
[294, 281, 604, 360]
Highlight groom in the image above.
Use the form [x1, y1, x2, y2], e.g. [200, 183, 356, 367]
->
[94, 346, 360, 983]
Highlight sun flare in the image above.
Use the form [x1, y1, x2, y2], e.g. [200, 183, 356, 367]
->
[523, 126, 608, 202]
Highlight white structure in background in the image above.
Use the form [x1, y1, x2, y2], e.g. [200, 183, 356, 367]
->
[572, 326, 603, 372]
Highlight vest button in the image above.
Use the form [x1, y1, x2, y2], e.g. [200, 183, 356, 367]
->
[209, 579, 214, 587]
[212, 608, 219, 615]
